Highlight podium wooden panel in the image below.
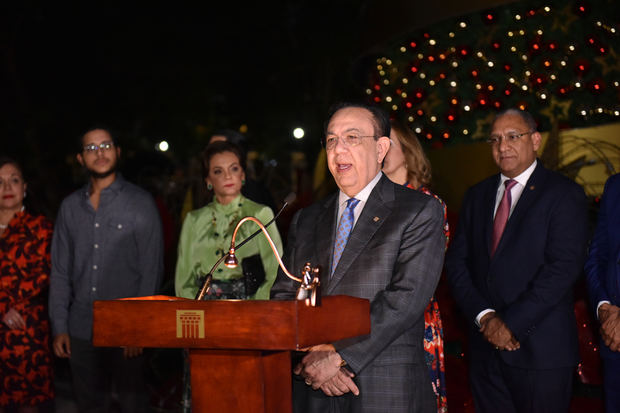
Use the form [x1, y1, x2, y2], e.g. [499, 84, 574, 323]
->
[93, 295, 370, 412]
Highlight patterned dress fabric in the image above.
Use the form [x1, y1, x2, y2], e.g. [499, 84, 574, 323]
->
[0, 210, 54, 407]
[408, 184, 450, 413]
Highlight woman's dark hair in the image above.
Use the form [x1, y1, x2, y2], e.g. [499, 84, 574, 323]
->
[0, 156, 25, 181]
[210, 129, 248, 155]
[201, 141, 246, 179]
[0, 156, 51, 217]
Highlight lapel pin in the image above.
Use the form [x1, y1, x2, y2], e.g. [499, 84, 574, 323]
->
[373, 216, 380, 222]
[530, 185, 535, 190]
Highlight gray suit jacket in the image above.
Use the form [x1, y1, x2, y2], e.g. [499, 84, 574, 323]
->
[271, 174, 445, 413]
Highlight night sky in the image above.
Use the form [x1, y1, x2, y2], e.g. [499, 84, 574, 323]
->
[2, 2, 377, 163]
[1, 0, 514, 214]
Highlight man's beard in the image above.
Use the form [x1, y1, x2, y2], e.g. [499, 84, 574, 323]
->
[86, 161, 117, 179]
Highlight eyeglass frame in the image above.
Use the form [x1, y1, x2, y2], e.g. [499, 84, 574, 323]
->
[83, 141, 115, 153]
[322, 133, 377, 151]
[486, 130, 535, 146]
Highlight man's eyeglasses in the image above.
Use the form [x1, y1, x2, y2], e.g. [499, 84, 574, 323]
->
[83, 142, 115, 153]
[323, 134, 376, 151]
[486, 131, 534, 146]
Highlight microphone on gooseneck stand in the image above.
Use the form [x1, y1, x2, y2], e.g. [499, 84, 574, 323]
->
[234, 192, 294, 249]
[194, 193, 295, 300]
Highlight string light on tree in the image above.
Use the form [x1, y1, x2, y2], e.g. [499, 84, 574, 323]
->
[364, 0, 619, 143]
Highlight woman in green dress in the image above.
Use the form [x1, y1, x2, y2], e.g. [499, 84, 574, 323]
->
[175, 140, 283, 300]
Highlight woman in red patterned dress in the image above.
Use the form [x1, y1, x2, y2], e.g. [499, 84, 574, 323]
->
[0, 157, 54, 412]
[383, 121, 450, 413]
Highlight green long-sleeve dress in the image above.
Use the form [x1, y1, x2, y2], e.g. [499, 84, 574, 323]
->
[174, 194, 283, 300]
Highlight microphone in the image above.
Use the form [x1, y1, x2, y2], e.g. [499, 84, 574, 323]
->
[194, 194, 294, 300]
[234, 192, 294, 250]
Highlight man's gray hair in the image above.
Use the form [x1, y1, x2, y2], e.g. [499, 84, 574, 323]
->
[493, 108, 538, 131]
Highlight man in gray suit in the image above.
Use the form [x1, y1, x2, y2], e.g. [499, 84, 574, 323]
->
[271, 102, 446, 413]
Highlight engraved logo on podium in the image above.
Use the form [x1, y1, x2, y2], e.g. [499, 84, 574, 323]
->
[176, 310, 205, 339]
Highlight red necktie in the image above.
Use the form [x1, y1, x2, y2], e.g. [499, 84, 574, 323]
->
[491, 179, 517, 256]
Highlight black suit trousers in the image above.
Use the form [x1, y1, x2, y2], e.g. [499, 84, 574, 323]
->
[469, 351, 573, 413]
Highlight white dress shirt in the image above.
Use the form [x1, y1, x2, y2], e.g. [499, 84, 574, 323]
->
[476, 160, 537, 327]
[336, 171, 383, 229]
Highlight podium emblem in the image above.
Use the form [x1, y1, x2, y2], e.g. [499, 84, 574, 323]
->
[176, 310, 205, 338]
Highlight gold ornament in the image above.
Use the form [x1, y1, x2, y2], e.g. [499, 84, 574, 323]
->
[471, 112, 496, 141]
[594, 46, 620, 76]
[540, 95, 573, 123]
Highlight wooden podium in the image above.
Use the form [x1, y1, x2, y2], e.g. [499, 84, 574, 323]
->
[93, 295, 370, 412]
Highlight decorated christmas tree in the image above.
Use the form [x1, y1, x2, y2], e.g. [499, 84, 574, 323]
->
[364, 0, 619, 147]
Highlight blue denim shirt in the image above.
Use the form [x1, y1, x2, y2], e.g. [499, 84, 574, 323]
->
[49, 175, 164, 340]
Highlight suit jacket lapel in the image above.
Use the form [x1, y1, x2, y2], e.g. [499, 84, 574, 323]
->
[327, 176, 393, 294]
[314, 194, 337, 292]
[485, 175, 501, 256]
[493, 162, 546, 257]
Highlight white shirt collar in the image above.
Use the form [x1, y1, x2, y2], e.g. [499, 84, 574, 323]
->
[500, 159, 537, 188]
[338, 171, 383, 207]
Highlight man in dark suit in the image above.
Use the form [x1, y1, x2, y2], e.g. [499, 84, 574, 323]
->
[445, 108, 589, 413]
[270, 102, 446, 413]
[585, 173, 620, 412]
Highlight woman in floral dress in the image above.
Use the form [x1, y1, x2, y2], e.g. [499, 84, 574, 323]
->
[0, 157, 54, 412]
[383, 121, 450, 413]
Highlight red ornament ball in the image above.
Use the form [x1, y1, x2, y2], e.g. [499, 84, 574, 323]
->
[589, 80, 605, 93]
[574, 2, 589, 16]
[574, 60, 590, 75]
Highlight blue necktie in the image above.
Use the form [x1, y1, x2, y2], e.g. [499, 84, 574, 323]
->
[332, 198, 360, 275]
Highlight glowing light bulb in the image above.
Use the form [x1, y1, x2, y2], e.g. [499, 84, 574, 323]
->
[293, 128, 305, 139]
[157, 141, 169, 152]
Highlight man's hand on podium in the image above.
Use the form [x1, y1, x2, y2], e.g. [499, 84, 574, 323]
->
[294, 344, 359, 396]
[320, 368, 359, 396]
